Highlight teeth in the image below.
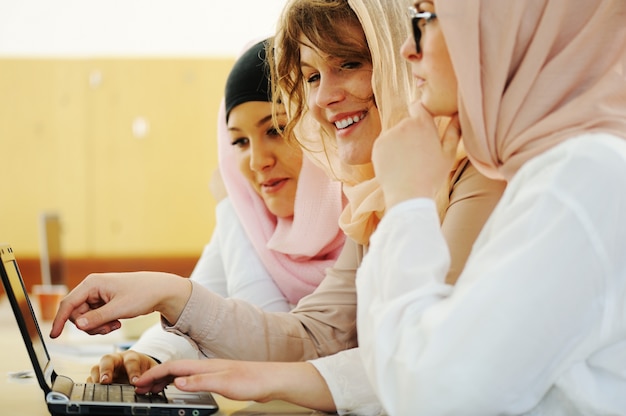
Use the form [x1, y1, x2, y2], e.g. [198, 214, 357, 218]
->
[335, 113, 364, 129]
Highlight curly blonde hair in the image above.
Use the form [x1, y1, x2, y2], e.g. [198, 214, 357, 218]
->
[268, 0, 372, 146]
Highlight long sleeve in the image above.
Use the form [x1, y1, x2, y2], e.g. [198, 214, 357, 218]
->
[213, 199, 290, 312]
[132, 198, 289, 362]
[357, 135, 626, 415]
[130, 323, 204, 362]
[306, 160, 505, 415]
[164, 237, 362, 361]
[130, 200, 229, 362]
[310, 348, 384, 416]
[155, 164, 503, 365]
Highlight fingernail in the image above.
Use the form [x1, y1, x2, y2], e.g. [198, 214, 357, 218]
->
[131, 377, 138, 384]
[175, 377, 186, 387]
[77, 317, 88, 328]
[100, 374, 109, 383]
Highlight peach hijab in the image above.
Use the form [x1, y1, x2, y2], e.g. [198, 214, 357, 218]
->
[438, 0, 626, 181]
[289, 0, 463, 245]
[285, 0, 434, 245]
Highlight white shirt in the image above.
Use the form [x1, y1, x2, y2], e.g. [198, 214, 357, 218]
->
[311, 348, 384, 415]
[356, 133, 626, 415]
[131, 198, 290, 361]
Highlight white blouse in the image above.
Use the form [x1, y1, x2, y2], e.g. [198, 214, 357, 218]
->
[131, 198, 290, 362]
[356, 133, 626, 415]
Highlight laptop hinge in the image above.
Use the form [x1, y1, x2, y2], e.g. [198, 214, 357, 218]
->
[47, 374, 73, 403]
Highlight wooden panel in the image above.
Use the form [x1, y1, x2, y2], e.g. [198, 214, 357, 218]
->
[0, 57, 235, 258]
[4, 256, 197, 296]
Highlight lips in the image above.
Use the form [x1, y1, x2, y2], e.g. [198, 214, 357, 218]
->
[260, 177, 289, 193]
[413, 73, 426, 87]
[333, 112, 366, 130]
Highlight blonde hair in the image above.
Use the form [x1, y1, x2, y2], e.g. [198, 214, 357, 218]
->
[268, 0, 371, 149]
[268, 0, 420, 245]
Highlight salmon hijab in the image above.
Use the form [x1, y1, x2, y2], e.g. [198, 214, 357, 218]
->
[274, 0, 462, 245]
[438, 0, 626, 181]
[218, 40, 345, 304]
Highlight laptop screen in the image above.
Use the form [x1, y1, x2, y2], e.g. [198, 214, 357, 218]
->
[0, 245, 54, 390]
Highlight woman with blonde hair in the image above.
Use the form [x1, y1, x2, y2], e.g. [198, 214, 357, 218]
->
[52, 1, 505, 412]
[85, 38, 346, 382]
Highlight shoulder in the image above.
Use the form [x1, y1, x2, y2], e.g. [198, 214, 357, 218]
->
[215, 197, 238, 226]
[449, 158, 507, 204]
[519, 134, 626, 187]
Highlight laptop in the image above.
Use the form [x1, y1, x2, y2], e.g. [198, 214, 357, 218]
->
[0, 243, 219, 416]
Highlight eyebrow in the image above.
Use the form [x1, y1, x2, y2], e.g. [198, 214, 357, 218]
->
[300, 60, 314, 71]
[256, 114, 274, 128]
[415, 1, 433, 9]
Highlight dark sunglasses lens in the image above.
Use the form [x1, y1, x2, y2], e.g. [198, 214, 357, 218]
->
[412, 17, 422, 53]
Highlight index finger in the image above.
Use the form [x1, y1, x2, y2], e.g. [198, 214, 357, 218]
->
[49, 291, 122, 338]
[134, 361, 202, 390]
[49, 293, 89, 338]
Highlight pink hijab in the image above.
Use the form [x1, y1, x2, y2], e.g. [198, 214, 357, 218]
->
[217, 42, 345, 304]
[439, 0, 626, 181]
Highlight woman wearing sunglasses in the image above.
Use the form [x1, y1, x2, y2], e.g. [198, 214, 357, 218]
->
[359, 0, 626, 414]
[91, 0, 503, 412]
[51, 0, 505, 412]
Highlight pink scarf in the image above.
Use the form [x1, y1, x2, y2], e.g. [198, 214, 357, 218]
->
[217, 102, 345, 304]
[439, 0, 626, 180]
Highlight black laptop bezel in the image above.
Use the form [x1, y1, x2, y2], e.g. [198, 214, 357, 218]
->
[1, 243, 219, 416]
[0, 244, 56, 395]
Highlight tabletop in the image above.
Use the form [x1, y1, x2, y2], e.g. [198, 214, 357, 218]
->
[0, 296, 328, 415]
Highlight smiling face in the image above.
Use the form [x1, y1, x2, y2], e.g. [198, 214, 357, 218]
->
[227, 101, 303, 218]
[401, 0, 457, 116]
[297, 23, 381, 166]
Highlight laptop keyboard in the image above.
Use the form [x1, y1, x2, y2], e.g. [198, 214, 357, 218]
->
[70, 383, 168, 403]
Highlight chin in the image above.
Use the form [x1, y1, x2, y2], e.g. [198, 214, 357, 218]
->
[266, 203, 295, 219]
[339, 149, 373, 166]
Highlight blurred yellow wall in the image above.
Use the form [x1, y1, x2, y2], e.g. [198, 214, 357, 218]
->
[0, 57, 235, 258]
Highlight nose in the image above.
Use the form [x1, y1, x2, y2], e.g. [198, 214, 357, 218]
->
[401, 35, 421, 61]
[249, 139, 275, 172]
[315, 73, 345, 108]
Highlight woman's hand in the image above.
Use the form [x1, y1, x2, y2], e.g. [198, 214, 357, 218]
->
[50, 272, 192, 338]
[373, 102, 461, 208]
[88, 350, 159, 385]
[134, 359, 337, 413]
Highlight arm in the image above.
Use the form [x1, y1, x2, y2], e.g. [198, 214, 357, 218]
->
[50, 271, 191, 338]
[358, 138, 626, 414]
[93, 197, 291, 383]
[76, 230, 225, 383]
[309, 348, 383, 416]
[132, 197, 291, 364]
[134, 197, 292, 362]
[297, 162, 505, 416]
[165, 237, 361, 361]
[52, 212, 358, 359]
[133, 358, 336, 412]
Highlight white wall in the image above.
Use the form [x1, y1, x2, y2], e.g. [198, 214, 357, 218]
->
[0, 0, 287, 57]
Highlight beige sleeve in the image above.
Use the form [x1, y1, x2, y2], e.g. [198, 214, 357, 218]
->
[163, 238, 361, 362]
[442, 160, 507, 285]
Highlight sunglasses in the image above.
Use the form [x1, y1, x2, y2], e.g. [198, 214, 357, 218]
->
[409, 7, 437, 54]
